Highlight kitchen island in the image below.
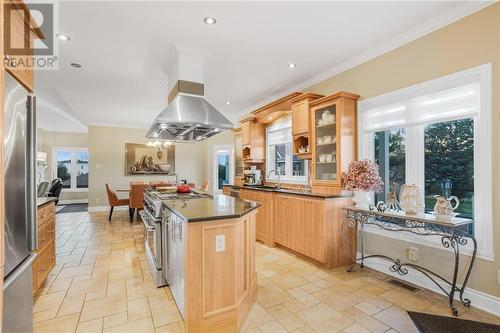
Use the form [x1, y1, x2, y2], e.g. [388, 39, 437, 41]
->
[160, 193, 259, 333]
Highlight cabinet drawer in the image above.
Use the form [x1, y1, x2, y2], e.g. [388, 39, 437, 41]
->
[37, 218, 55, 251]
[37, 202, 55, 226]
[32, 240, 56, 293]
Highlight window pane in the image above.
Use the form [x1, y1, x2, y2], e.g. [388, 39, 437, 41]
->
[56, 151, 72, 188]
[76, 151, 89, 189]
[274, 144, 286, 175]
[292, 154, 306, 176]
[424, 118, 474, 224]
[374, 128, 406, 203]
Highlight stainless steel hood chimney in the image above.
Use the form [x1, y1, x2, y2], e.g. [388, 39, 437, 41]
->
[147, 46, 233, 142]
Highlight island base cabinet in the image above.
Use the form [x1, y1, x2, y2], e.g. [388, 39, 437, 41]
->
[273, 195, 355, 269]
[185, 211, 257, 332]
[240, 189, 273, 247]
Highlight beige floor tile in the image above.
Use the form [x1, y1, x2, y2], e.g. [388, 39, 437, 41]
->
[354, 301, 383, 316]
[340, 306, 390, 333]
[58, 293, 86, 316]
[373, 305, 418, 333]
[58, 264, 95, 279]
[33, 291, 66, 313]
[287, 287, 321, 307]
[128, 297, 152, 321]
[257, 283, 294, 308]
[253, 320, 288, 333]
[48, 277, 73, 293]
[80, 294, 128, 322]
[155, 322, 183, 333]
[103, 317, 156, 333]
[297, 303, 354, 333]
[103, 312, 128, 329]
[268, 272, 309, 290]
[76, 318, 103, 333]
[33, 307, 59, 323]
[150, 300, 181, 327]
[282, 299, 309, 313]
[33, 313, 80, 333]
[241, 303, 275, 331]
[341, 323, 371, 333]
[67, 277, 108, 296]
[267, 304, 305, 331]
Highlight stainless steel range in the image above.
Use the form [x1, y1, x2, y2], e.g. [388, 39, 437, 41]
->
[141, 189, 212, 287]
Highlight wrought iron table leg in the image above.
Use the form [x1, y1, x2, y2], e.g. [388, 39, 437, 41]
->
[360, 221, 365, 268]
[458, 236, 477, 308]
[443, 236, 460, 316]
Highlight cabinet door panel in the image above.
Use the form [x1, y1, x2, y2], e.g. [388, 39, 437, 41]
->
[241, 121, 251, 146]
[295, 199, 325, 263]
[273, 195, 296, 249]
[292, 100, 309, 135]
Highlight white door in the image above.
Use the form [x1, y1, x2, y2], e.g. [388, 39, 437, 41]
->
[213, 145, 234, 192]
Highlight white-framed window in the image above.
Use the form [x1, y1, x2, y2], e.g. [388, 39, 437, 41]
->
[358, 63, 493, 260]
[52, 147, 89, 191]
[266, 117, 308, 184]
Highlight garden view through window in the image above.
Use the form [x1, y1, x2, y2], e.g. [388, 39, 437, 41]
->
[55, 148, 89, 190]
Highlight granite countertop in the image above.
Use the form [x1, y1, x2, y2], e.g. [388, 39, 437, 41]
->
[37, 197, 57, 207]
[223, 184, 353, 199]
[162, 193, 260, 222]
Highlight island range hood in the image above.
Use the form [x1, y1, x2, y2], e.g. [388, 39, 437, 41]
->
[147, 46, 233, 142]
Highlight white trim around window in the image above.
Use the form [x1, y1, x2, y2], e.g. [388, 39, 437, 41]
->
[358, 63, 493, 261]
[52, 147, 89, 192]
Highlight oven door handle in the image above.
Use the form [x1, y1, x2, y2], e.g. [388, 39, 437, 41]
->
[139, 210, 156, 231]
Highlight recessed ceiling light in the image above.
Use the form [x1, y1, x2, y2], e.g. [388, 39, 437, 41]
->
[56, 33, 70, 41]
[226, 101, 230, 105]
[203, 17, 217, 25]
[70, 62, 82, 68]
[287, 63, 297, 69]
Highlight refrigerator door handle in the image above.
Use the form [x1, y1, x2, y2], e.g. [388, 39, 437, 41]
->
[26, 95, 37, 251]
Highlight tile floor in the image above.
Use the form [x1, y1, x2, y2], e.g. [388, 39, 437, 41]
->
[33, 210, 500, 333]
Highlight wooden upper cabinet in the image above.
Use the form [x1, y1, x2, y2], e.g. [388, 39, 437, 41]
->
[310, 92, 359, 190]
[241, 121, 251, 146]
[240, 117, 265, 162]
[290, 93, 323, 136]
[3, 1, 42, 92]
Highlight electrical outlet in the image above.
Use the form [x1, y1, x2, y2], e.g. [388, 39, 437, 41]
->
[215, 235, 225, 252]
[95, 198, 100, 203]
[95, 164, 103, 169]
[408, 247, 419, 262]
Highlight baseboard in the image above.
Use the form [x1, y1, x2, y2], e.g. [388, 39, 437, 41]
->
[356, 252, 500, 317]
[59, 199, 88, 205]
[87, 205, 129, 212]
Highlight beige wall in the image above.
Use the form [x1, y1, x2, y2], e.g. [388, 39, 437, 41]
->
[36, 129, 89, 202]
[88, 126, 209, 207]
[303, 4, 500, 297]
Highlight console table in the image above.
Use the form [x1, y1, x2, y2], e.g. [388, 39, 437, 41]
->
[343, 207, 476, 316]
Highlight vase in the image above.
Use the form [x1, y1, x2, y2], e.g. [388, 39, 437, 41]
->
[352, 190, 371, 209]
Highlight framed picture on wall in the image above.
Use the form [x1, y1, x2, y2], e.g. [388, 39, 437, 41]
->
[125, 143, 175, 175]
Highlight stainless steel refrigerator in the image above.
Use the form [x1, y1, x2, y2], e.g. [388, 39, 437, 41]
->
[3, 73, 37, 333]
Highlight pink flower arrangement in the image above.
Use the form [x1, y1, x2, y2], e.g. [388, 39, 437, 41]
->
[342, 159, 383, 192]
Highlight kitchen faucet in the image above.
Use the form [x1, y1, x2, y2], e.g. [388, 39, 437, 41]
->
[267, 169, 281, 189]
[167, 171, 178, 185]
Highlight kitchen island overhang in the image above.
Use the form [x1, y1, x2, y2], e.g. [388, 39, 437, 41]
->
[160, 194, 260, 333]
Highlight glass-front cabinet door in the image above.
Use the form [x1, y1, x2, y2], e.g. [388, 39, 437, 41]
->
[312, 102, 338, 184]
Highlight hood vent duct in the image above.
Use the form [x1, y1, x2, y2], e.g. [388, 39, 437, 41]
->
[147, 47, 233, 142]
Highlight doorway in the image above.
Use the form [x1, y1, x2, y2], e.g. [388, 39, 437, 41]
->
[213, 145, 234, 192]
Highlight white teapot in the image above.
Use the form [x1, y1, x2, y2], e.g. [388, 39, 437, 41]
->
[433, 195, 460, 217]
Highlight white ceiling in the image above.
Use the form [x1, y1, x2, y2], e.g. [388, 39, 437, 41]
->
[35, 1, 488, 132]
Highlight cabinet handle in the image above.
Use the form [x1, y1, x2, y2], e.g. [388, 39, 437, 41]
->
[49, 256, 55, 260]
[40, 268, 45, 272]
[41, 238, 46, 241]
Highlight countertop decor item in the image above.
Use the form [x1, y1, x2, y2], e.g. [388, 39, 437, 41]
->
[386, 182, 401, 211]
[399, 184, 424, 215]
[342, 160, 383, 209]
[433, 195, 460, 218]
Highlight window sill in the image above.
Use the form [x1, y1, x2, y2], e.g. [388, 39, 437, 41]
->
[61, 188, 89, 193]
[363, 224, 494, 262]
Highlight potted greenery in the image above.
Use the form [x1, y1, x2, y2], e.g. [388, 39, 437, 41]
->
[342, 160, 383, 208]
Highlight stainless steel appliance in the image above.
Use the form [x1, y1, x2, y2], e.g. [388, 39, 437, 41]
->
[146, 46, 233, 142]
[244, 169, 262, 186]
[3, 73, 37, 333]
[162, 205, 186, 319]
[139, 209, 166, 287]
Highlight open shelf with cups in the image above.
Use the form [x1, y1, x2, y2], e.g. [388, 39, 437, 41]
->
[309, 92, 359, 190]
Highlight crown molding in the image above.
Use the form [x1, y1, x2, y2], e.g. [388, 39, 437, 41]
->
[236, 1, 494, 120]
